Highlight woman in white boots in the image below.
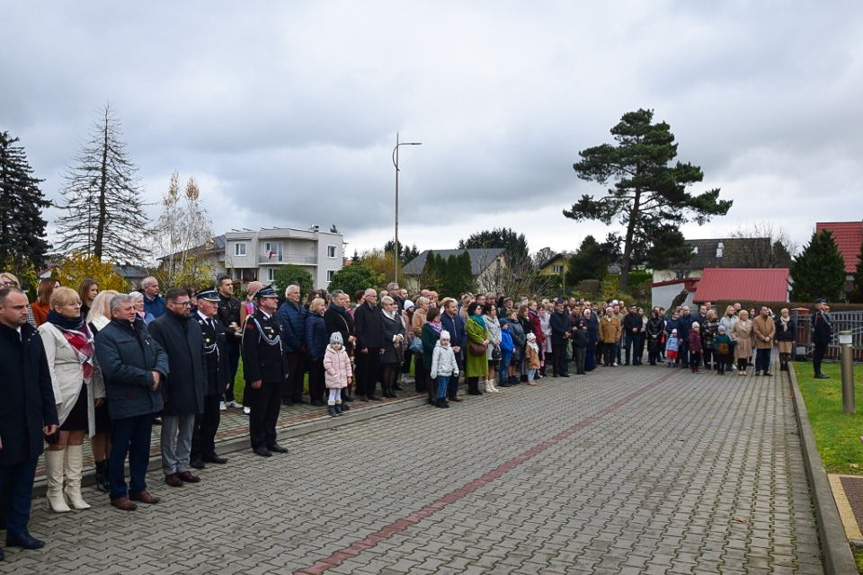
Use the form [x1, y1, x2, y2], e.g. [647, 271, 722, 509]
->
[38, 286, 105, 513]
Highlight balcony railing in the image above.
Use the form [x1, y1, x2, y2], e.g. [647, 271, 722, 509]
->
[258, 254, 318, 264]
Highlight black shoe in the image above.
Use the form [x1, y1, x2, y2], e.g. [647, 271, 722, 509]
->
[293, 398, 309, 405]
[343, 395, 353, 402]
[764, 372, 773, 377]
[6, 531, 45, 550]
[95, 472, 110, 493]
[367, 395, 382, 401]
[0, 546, 4, 561]
[254, 446, 272, 457]
[203, 453, 228, 464]
[339, 402, 350, 411]
[815, 374, 830, 380]
[435, 399, 450, 408]
[190, 458, 206, 470]
[267, 443, 288, 454]
[393, 384, 403, 391]
[310, 400, 325, 407]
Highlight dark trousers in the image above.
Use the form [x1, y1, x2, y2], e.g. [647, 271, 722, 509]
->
[756, 348, 772, 373]
[573, 347, 586, 373]
[634, 334, 645, 364]
[0, 456, 38, 536]
[109, 413, 154, 500]
[401, 350, 413, 374]
[248, 380, 281, 449]
[191, 393, 222, 460]
[283, 352, 306, 403]
[813, 344, 826, 375]
[625, 333, 642, 364]
[690, 352, 702, 371]
[307, 359, 325, 403]
[678, 340, 689, 367]
[224, 339, 241, 402]
[356, 348, 380, 398]
[602, 343, 615, 366]
[703, 348, 714, 367]
[413, 355, 426, 392]
[552, 342, 568, 375]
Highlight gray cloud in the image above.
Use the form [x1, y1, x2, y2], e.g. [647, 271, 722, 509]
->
[3, 0, 862, 259]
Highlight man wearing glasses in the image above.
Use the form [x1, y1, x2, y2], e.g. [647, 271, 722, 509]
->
[148, 288, 207, 487]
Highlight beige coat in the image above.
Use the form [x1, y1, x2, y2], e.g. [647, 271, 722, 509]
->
[38, 322, 105, 436]
[752, 314, 776, 349]
[730, 320, 754, 360]
[599, 315, 622, 344]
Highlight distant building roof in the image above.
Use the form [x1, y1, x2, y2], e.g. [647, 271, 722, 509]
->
[402, 248, 505, 276]
[816, 221, 863, 273]
[693, 268, 790, 303]
[538, 253, 566, 270]
[679, 237, 772, 270]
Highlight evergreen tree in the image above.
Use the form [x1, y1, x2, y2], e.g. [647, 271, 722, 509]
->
[0, 131, 51, 272]
[848, 242, 863, 303]
[565, 108, 732, 292]
[328, 264, 382, 296]
[565, 235, 612, 285]
[458, 228, 531, 270]
[273, 264, 314, 296]
[790, 230, 846, 302]
[56, 104, 150, 263]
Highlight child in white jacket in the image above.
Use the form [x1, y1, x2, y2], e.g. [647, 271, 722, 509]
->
[323, 332, 352, 416]
[430, 330, 459, 409]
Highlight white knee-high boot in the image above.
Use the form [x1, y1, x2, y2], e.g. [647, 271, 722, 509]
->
[45, 449, 71, 513]
[64, 445, 91, 510]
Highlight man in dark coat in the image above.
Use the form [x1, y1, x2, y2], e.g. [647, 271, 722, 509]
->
[243, 285, 289, 457]
[0, 287, 59, 556]
[440, 298, 467, 401]
[216, 275, 242, 409]
[148, 288, 207, 487]
[623, 305, 644, 366]
[550, 299, 571, 377]
[812, 297, 832, 379]
[353, 288, 384, 401]
[276, 284, 307, 405]
[95, 293, 169, 511]
[190, 288, 231, 468]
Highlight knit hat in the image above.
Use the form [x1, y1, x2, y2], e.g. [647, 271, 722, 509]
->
[671, 329, 678, 335]
[527, 332, 536, 341]
[329, 332, 344, 345]
[440, 330, 451, 341]
[718, 325, 726, 333]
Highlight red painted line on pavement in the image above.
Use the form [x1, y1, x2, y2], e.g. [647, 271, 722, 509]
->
[293, 371, 676, 575]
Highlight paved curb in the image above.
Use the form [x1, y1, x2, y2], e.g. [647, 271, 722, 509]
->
[31, 389, 437, 498]
[788, 364, 858, 574]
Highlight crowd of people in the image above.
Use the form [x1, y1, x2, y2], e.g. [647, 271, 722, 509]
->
[0, 268, 833, 560]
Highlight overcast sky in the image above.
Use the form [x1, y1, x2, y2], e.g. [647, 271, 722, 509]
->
[2, 1, 862, 261]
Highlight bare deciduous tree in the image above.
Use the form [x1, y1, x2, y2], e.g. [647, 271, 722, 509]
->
[728, 221, 796, 268]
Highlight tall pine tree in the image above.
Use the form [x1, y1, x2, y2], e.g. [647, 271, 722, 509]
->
[0, 131, 51, 272]
[56, 104, 150, 263]
[790, 230, 846, 302]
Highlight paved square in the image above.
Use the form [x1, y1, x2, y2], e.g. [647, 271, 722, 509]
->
[1, 366, 822, 574]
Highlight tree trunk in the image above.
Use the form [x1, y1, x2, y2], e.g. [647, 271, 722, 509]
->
[621, 185, 642, 294]
[94, 112, 109, 262]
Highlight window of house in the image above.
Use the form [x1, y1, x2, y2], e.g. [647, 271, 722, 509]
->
[327, 269, 335, 282]
[327, 245, 337, 258]
[553, 265, 563, 274]
[234, 243, 247, 256]
[268, 268, 276, 281]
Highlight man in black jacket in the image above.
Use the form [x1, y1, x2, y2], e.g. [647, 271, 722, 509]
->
[190, 288, 231, 468]
[216, 275, 242, 409]
[0, 287, 59, 556]
[623, 305, 644, 366]
[242, 285, 289, 457]
[149, 288, 207, 487]
[95, 294, 169, 511]
[550, 299, 571, 377]
[812, 298, 832, 379]
[353, 288, 384, 401]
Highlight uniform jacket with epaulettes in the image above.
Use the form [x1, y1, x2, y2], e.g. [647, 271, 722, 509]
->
[242, 309, 288, 384]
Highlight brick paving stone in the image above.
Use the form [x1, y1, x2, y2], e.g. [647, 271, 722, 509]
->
[0, 366, 824, 574]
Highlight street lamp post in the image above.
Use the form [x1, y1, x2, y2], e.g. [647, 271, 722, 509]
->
[393, 133, 421, 283]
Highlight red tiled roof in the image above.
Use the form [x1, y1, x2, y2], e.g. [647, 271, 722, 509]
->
[816, 221, 863, 273]
[693, 268, 789, 303]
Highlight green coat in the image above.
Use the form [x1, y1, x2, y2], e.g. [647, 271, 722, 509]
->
[465, 317, 489, 377]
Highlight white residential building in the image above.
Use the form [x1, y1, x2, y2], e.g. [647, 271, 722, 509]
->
[223, 227, 344, 289]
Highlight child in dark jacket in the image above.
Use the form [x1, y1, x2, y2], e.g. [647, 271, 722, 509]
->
[713, 325, 733, 375]
[688, 323, 703, 373]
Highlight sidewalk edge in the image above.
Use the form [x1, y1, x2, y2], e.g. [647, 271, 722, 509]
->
[788, 364, 858, 574]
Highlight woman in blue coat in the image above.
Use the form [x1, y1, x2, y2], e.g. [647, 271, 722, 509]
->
[305, 298, 329, 406]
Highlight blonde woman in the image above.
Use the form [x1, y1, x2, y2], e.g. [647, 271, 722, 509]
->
[730, 309, 753, 376]
[39, 287, 106, 512]
[86, 289, 119, 492]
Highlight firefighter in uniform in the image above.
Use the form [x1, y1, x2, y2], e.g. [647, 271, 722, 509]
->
[812, 297, 832, 380]
[241, 285, 289, 457]
[190, 288, 231, 468]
